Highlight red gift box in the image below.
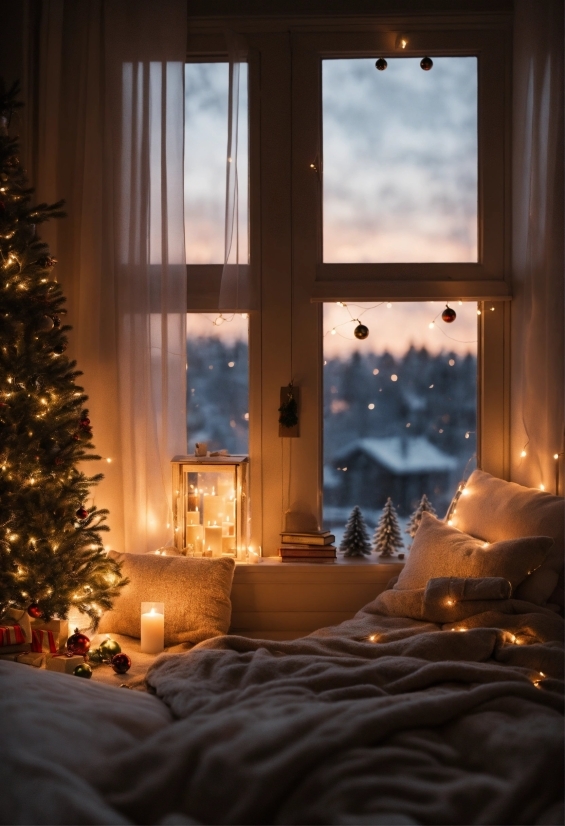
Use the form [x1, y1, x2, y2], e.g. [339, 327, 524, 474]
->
[0, 623, 26, 647]
[30, 619, 68, 654]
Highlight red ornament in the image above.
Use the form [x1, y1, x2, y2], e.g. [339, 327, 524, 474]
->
[27, 603, 42, 619]
[111, 652, 131, 674]
[441, 305, 457, 323]
[67, 628, 90, 656]
[37, 255, 58, 269]
[76, 507, 88, 520]
[79, 417, 91, 428]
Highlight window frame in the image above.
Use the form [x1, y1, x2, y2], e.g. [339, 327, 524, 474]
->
[186, 16, 511, 557]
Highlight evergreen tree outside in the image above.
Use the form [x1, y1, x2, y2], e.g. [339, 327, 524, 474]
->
[373, 498, 404, 557]
[406, 494, 437, 541]
[339, 505, 372, 556]
[0, 84, 125, 627]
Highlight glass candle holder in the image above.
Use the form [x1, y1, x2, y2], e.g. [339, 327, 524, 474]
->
[140, 602, 164, 654]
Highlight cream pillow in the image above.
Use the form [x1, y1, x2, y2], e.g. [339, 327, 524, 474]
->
[395, 512, 553, 593]
[451, 469, 564, 604]
[98, 552, 235, 646]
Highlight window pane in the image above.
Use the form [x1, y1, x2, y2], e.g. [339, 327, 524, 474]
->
[187, 313, 249, 454]
[323, 302, 477, 547]
[322, 58, 477, 263]
[184, 63, 248, 263]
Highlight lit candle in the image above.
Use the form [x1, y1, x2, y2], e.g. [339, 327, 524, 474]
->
[187, 488, 200, 511]
[222, 515, 235, 536]
[186, 508, 200, 526]
[140, 603, 164, 654]
[203, 489, 226, 525]
[248, 546, 261, 564]
[204, 522, 223, 556]
[185, 524, 203, 553]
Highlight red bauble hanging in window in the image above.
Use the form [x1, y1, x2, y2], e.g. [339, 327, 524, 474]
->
[441, 304, 457, 323]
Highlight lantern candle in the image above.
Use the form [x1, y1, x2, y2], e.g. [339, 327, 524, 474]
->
[186, 508, 200, 526]
[204, 522, 223, 557]
[140, 603, 164, 654]
[185, 524, 203, 554]
[222, 516, 235, 537]
[203, 489, 226, 525]
[187, 488, 200, 511]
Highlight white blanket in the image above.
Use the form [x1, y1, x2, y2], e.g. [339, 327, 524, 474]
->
[0, 585, 563, 825]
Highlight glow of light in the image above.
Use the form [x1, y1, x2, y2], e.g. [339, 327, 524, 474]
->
[331, 328, 336, 335]
[461, 488, 469, 496]
[429, 384, 434, 389]
[106, 458, 112, 463]
[372, 368, 379, 375]
[428, 322, 435, 329]
[554, 454, 559, 460]
[391, 374, 398, 382]
[447, 519, 453, 525]
[446, 599, 455, 606]
[386, 303, 392, 309]
[368, 403, 375, 410]
[521, 450, 527, 458]
[241, 313, 248, 319]
[539, 484, 545, 491]
[448, 359, 455, 366]
[482, 542, 489, 548]
[228, 361, 235, 367]
[477, 309, 482, 315]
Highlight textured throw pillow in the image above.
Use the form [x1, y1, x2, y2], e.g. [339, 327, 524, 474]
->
[98, 552, 235, 645]
[395, 512, 554, 593]
[451, 469, 564, 604]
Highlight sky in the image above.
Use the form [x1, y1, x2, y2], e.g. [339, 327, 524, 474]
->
[188, 300, 478, 358]
[185, 57, 479, 356]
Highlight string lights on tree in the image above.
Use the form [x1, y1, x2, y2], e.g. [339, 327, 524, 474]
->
[0, 83, 125, 628]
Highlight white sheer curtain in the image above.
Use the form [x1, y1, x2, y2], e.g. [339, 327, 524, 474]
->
[219, 30, 254, 310]
[33, 0, 187, 553]
[510, 0, 564, 496]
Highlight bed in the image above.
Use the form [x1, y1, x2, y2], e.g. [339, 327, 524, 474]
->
[0, 471, 563, 826]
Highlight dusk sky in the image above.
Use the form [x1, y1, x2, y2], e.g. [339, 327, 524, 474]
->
[185, 58, 478, 357]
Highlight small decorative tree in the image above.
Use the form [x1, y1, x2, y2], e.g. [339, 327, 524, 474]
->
[373, 498, 404, 558]
[406, 494, 437, 542]
[340, 505, 372, 557]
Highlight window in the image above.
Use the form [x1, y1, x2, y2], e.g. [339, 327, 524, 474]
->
[185, 63, 250, 456]
[186, 312, 249, 454]
[187, 19, 511, 555]
[323, 302, 477, 544]
[322, 58, 478, 263]
[185, 62, 249, 264]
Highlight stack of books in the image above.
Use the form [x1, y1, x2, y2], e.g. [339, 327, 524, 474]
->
[279, 530, 336, 563]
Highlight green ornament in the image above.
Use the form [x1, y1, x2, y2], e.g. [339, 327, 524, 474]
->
[73, 663, 92, 679]
[99, 637, 121, 660]
[88, 647, 104, 664]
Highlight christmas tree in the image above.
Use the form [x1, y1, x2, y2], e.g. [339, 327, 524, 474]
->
[340, 505, 372, 557]
[405, 494, 437, 541]
[373, 498, 404, 558]
[0, 83, 125, 628]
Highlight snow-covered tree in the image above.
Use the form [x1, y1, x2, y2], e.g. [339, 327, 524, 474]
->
[406, 494, 437, 540]
[340, 505, 372, 557]
[373, 498, 404, 558]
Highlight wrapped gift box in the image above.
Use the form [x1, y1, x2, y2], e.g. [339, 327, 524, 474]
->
[0, 607, 32, 653]
[0, 622, 26, 647]
[45, 654, 84, 674]
[31, 619, 69, 654]
[16, 651, 45, 668]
